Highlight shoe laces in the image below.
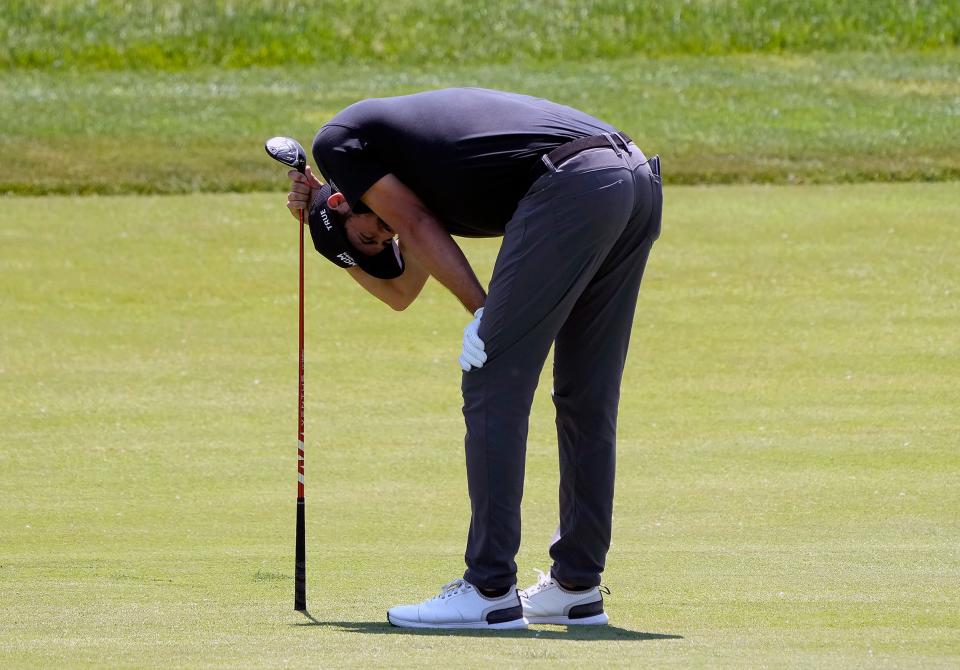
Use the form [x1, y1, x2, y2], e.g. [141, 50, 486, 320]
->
[432, 578, 472, 601]
[521, 568, 555, 597]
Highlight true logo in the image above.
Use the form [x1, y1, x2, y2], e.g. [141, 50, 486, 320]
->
[319, 208, 332, 231]
[337, 252, 356, 267]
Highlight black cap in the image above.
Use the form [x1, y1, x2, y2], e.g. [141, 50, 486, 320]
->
[306, 184, 404, 279]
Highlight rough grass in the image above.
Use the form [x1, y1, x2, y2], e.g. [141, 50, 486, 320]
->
[1, 51, 958, 195]
[1, 184, 958, 667]
[2, 0, 958, 70]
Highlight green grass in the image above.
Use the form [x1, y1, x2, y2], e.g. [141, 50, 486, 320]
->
[1, 183, 958, 667]
[2, 0, 957, 70]
[2, 51, 959, 195]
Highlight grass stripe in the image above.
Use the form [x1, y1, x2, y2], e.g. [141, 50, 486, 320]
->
[2, 52, 958, 194]
[2, 0, 958, 70]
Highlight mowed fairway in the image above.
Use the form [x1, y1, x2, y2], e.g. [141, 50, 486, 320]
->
[1, 183, 958, 667]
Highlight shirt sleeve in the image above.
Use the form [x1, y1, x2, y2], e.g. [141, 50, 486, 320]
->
[311, 124, 389, 210]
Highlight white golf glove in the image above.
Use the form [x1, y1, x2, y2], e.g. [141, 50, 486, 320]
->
[459, 307, 486, 372]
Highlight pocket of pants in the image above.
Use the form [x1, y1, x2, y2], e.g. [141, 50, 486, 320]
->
[648, 172, 663, 241]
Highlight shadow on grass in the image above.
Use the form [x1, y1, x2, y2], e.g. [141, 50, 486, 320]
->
[292, 612, 682, 641]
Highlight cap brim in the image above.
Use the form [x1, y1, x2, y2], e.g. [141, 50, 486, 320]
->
[352, 238, 405, 279]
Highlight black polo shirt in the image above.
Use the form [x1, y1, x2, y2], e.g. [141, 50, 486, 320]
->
[311, 87, 619, 237]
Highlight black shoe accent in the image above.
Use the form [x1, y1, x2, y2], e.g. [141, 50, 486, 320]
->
[551, 569, 597, 592]
[486, 604, 523, 624]
[568, 600, 605, 620]
[478, 586, 511, 598]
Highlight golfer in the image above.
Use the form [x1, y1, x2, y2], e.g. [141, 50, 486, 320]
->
[284, 87, 662, 629]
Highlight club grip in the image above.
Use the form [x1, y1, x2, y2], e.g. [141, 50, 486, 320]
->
[294, 497, 306, 611]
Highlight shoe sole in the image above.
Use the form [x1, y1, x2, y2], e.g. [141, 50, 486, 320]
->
[525, 613, 609, 626]
[387, 613, 529, 630]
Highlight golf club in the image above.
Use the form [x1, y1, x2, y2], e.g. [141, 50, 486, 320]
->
[264, 136, 308, 612]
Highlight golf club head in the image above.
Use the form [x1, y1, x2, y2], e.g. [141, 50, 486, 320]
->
[265, 136, 307, 174]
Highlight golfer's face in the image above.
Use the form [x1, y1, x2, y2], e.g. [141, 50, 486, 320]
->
[344, 213, 395, 256]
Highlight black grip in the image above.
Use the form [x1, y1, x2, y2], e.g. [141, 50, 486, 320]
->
[294, 497, 306, 611]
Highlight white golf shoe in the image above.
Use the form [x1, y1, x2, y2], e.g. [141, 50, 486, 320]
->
[387, 578, 528, 629]
[519, 569, 609, 625]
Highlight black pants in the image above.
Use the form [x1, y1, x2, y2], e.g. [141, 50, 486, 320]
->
[462, 142, 663, 589]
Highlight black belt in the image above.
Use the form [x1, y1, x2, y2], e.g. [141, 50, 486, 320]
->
[533, 131, 634, 178]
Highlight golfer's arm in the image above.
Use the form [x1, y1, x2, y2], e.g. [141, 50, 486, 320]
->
[360, 174, 486, 313]
[345, 243, 429, 311]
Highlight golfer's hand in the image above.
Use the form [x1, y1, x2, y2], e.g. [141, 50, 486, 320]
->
[459, 307, 486, 372]
[287, 165, 323, 219]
